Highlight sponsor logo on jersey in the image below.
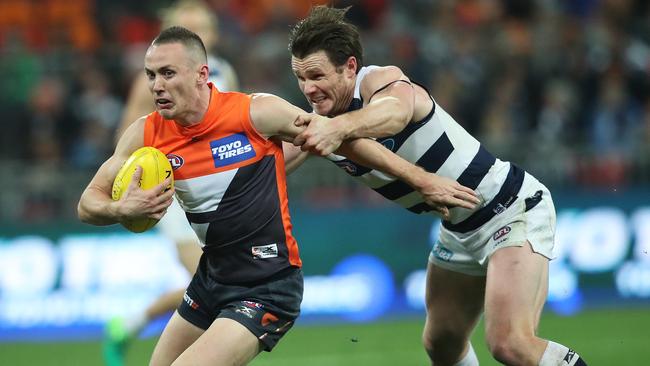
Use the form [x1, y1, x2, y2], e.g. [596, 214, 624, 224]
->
[493, 225, 511, 241]
[252, 243, 278, 259]
[183, 291, 199, 310]
[210, 133, 256, 168]
[167, 154, 184, 170]
[432, 242, 453, 262]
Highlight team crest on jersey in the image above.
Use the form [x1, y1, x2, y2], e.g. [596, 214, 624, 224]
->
[167, 154, 184, 170]
[210, 133, 256, 168]
[380, 138, 395, 151]
[334, 161, 358, 175]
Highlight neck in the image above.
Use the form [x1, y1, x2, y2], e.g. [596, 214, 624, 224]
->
[175, 85, 211, 126]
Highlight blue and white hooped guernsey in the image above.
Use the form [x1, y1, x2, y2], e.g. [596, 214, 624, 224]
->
[327, 66, 525, 233]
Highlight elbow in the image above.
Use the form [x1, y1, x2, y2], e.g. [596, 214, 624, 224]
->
[77, 201, 91, 224]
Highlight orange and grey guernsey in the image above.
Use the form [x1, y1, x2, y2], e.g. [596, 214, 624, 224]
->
[144, 83, 301, 283]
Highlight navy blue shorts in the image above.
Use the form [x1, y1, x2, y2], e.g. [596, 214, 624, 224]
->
[178, 265, 303, 351]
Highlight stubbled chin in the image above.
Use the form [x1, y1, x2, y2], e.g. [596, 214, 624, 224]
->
[312, 102, 330, 116]
[158, 109, 173, 119]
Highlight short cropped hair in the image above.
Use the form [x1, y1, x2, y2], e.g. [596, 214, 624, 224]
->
[152, 26, 208, 64]
[288, 6, 363, 73]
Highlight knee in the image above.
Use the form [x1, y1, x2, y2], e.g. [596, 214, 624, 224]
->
[422, 328, 467, 366]
[485, 328, 533, 365]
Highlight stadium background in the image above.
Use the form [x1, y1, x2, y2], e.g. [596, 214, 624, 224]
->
[0, 0, 649, 364]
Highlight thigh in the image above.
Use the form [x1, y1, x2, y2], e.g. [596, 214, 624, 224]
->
[175, 242, 202, 275]
[150, 311, 205, 366]
[484, 241, 549, 337]
[424, 261, 486, 337]
[172, 317, 262, 366]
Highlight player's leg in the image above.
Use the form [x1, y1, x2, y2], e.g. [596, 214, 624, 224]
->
[149, 311, 205, 366]
[175, 239, 202, 275]
[104, 199, 201, 365]
[172, 318, 262, 366]
[423, 261, 485, 365]
[485, 242, 586, 366]
[139, 243, 201, 327]
[171, 267, 303, 365]
[484, 185, 586, 366]
[484, 241, 548, 365]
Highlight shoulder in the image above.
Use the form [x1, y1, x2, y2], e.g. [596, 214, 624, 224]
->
[360, 65, 408, 98]
[115, 116, 146, 157]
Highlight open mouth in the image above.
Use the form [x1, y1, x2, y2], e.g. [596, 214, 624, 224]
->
[156, 98, 173, 109]
[310, 96, 327, 106]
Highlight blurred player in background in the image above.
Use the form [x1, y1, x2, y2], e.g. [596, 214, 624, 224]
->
[287, 6, 587, 366]
[79, 25, 477, 366]
[105, 1, 239, 365]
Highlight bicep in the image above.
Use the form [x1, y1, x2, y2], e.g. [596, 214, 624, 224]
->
[362, 66, 415, 109]
[250, 94, 306, 140]
[368, 79, 415, 108]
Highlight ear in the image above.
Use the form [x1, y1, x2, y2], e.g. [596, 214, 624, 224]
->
[197, 64, 209, 85]
[345, 56, 358, 78]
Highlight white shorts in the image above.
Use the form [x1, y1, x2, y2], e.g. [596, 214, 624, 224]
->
[157, 198, 200, 245]
[429, 172, 556, 276]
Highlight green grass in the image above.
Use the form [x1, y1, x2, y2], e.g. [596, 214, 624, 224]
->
[1, 308, 649, 365]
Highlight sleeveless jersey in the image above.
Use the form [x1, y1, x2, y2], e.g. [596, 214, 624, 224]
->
[327, 66, 524, 234]
[144, 83, 301, 283]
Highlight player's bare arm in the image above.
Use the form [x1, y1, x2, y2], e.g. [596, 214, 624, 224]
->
[78, 118, 173, 225]
[336, 139, 479, 219]
[250, 94, 478, 214]
[281, 141, 310, 174]
[294, 65, 416, 156]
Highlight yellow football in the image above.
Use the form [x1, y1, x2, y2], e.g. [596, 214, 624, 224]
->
[112, 146, 174, 233]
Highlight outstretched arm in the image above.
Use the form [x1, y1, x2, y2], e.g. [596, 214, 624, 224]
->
[294, 65, 416, 156]
[336, 139, 479, 219]
[249, 94, 478, 216]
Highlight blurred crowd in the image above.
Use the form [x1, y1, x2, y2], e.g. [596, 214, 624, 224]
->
[0, 0, 649, 221]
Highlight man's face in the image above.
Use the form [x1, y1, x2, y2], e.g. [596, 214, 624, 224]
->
[144, 42, 201, 120]
[291, 50, 355, 116]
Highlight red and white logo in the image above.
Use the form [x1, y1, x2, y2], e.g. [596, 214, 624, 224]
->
[493, 225, 511, 241]
[167, 154, 184, 170]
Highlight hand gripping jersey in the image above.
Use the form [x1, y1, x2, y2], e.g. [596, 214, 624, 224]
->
[328, 66, 525, 234]
[144, 84, 301, 283]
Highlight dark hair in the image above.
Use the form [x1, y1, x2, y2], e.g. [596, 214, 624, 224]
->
[288, 6, 363, 72]
[152, 26, 207, 63]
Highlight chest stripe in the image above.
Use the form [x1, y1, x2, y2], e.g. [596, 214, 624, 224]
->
[374, 132, 454, 200]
